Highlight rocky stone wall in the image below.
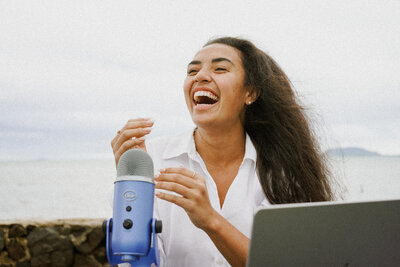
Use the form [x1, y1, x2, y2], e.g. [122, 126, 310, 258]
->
[0, 219, 112, 267]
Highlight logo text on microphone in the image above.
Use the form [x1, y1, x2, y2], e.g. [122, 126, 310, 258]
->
[123, 190, 137, 201]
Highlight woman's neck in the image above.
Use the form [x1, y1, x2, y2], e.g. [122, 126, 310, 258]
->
[194, 124, 246, 167]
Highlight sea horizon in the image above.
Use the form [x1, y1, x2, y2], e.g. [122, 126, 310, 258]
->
[1, 155, 399, 221]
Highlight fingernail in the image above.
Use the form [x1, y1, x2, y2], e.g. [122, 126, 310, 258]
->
[159, 168, 165, 173]
[154, 173, 160, 179]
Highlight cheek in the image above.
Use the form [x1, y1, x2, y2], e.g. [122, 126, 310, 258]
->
[222, 78, 246, 101]
[222, 85, 247, 113]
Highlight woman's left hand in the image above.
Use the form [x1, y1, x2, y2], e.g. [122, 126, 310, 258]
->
[154, 166, 218, 231]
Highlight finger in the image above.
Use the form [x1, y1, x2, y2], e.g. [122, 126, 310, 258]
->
[114, 137, 145, 163]
[111, 129, 124, 148]
[111, 133, 119, 148]
[154, 172, 198, 189]
[161, 167, 200, 181]
[155, 191, 192, 210]
[121, 119, 154, 132]
[113, 128, 151, 153]
[111, 119, 153, 148]
[127, 117, 151, 123]
[155, 180, 191, 198]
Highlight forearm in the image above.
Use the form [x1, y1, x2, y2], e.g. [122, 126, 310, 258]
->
[205, 210, 250, 267]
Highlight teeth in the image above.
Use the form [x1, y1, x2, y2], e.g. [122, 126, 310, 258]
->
[194, 91, 219, 102]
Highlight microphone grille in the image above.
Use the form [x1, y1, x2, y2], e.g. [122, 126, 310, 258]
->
[116, 149, 154, 179]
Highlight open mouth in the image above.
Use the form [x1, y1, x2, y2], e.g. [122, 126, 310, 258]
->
[193, 91, 219, 106]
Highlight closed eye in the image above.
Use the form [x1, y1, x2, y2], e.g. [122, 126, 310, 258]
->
[187, 69, 198, 75]
[215, 67, 227, 72]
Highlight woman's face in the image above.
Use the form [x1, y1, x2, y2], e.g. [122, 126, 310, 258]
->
[184, 43, 250, 130]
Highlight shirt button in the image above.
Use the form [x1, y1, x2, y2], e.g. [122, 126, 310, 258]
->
[217, 258, 224, 265]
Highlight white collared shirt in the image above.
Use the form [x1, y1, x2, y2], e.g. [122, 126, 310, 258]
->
[116, 129, 270, 267]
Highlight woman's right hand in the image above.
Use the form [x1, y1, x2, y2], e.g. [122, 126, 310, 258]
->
[111, 118, 154, 166]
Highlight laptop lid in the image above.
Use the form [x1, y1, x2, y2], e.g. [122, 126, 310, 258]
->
[247, 199, 400, 267]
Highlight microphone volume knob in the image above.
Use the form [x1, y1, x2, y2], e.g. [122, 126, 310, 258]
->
[155, 220, 162, 233]
[123, 219, 133, 229]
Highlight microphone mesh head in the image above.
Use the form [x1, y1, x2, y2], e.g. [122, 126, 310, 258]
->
[116, 149, 154, 180]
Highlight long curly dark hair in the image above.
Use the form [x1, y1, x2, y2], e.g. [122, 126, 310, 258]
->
[205, 37, 334, 204]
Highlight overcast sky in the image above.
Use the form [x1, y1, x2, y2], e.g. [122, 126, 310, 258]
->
[1, 0, 399, 160]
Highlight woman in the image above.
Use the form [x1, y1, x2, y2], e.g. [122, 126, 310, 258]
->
[111, 37, 333, 267]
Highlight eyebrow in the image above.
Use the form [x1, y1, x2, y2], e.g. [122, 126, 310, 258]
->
[188, 57, 234, 67]
[212, 57, 233, 64]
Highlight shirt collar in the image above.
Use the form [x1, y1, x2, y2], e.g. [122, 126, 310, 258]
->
[162, 128, 257, 163]
[244, 133, 257, 163]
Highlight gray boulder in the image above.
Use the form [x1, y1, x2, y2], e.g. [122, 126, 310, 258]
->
[27, 227, 73, 267]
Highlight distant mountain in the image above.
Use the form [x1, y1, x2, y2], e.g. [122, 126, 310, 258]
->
[325, 147, 381, 157]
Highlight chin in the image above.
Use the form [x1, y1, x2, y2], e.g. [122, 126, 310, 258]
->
[191, 115, 217, 129]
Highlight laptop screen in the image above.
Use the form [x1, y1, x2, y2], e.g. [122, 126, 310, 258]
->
[247, 199, 400, 267]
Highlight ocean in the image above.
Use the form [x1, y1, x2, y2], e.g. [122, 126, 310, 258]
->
[1, 156, 400, 221]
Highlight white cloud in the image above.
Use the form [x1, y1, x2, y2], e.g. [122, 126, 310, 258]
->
[1, 0, 399, 158]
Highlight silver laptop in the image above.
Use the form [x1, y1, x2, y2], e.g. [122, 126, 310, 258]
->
[247, 199, 400, 267]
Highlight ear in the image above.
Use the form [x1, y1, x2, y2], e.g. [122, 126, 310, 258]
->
[244, 87, 259, 105]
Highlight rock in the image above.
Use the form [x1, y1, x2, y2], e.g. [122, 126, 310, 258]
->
[6, 239, 26, 261]
[30, 249, 74, 267]
[54, 225, 71, 236]
[0, 229, 4, 251]
[16, 261, 30, 267]
[76, 227, 104, 254]
[0, 222, 108, 267]
[28, 227, 74, 267]
[0, 250, 14, 267]
[8, 224, 27, 238]
[27, 227, 53, 246]
[70, 225, 88, 237]
[28, 227, 72, 251]
[88, 227, 104, 246]
[73, 253, 101, 267]
[30, 252, 51, 267]
[51, 249, 74, 267]
[93, 245, 107, 264]
[26, 225, 37, 234]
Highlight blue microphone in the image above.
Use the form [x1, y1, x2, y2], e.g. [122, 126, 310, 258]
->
[104, 149, 162, 266]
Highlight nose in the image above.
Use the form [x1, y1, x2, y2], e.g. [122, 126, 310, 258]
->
[194, 68, 210, 83]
